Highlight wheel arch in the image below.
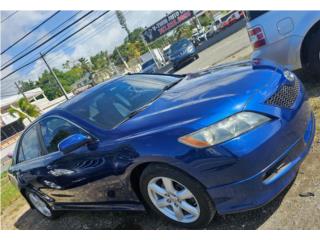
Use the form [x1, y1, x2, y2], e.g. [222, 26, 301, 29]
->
[129, 160, 211, 204]
[300, 20, 320, 68]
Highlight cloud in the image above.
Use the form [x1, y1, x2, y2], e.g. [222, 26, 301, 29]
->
[1, 11, 55, 51]
[1, 11, 170, 97]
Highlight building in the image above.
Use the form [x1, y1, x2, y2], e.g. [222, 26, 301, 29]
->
[1, 87, 73, 142]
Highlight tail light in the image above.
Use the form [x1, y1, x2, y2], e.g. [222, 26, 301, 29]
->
[248, 26, 266, 49]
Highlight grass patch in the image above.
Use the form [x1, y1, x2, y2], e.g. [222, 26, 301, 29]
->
[1, 171, 21, 214]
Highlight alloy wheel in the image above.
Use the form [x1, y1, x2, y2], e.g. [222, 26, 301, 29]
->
[28, 192, 52, 217]
[147, 177, 200, 223]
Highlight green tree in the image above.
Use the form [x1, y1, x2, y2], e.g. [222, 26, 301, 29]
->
[116, 11, 130, 36]
[174, 25, 193, 41]
[78, 57, 91, 73]
[19, 80, 37, 92]
[62, 60, 71, 70]
[90, 51, 109, 71]
[8, 98, 40, 122]
[199, 14, 212, 27]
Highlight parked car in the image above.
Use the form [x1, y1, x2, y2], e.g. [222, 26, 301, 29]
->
[191, 27, 207, 45]
[245, 11, 320, 78]
[8, 60, 315, 228]
[169, 38, 198, 70]
[206, 21, 220, 38]
[141, 59, 157, 73]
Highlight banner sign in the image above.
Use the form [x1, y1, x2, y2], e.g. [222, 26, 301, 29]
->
[142, 10, 194, 43]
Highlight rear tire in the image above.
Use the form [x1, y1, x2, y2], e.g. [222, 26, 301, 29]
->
[25, 190, 59, 219]
[304, 29, 320, 78]
[139, 164, 215, 229]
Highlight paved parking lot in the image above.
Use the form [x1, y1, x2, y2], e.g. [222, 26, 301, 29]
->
[175, 28, 251, 74]
[1, 28, 319, 230]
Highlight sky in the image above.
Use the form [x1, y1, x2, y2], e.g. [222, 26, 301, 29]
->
[0, 10, 170, 98]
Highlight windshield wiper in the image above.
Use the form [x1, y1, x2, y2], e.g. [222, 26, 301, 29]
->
[163, 77, 185, 91]
[115, 77, 186, 128]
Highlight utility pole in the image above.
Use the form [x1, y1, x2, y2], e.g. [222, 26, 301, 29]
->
[193, 11, 203, 30]
[40, 53, 69, 100]
[14, 82, 29, 101]
[115, 47, 129, 71]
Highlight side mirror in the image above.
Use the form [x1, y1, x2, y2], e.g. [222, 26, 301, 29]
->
[58, 133, 92, 154]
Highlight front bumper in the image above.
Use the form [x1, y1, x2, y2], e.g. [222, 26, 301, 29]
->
[172, 52, 197, 68]
[207, 111, 315, 214]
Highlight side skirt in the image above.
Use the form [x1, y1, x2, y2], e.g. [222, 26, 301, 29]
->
[52, 201, 146, 212]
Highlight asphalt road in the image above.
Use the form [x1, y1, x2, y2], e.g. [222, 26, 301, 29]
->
[175, 28, 251, 74]
[2, 26, 320, 230]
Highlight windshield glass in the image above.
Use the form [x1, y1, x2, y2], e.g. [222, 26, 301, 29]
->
[67, 75, 181, 129]
[170, 39, 190, 54]
[142, 59, 155, 69]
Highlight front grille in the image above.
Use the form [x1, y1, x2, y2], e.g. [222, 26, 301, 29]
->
[265, 79, 300, 108]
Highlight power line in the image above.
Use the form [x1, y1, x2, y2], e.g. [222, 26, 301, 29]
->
[1, 11, 110, 81]
[10, 11, 117, 72]
[2, 11, 82, 67]
[1, 11, 18, 23]
[3, 11, 119, 74]
[1, 11, 120, 97]
[11, 13, 118, 76]
[39, 12, 119, 62]
[1, 11, 61, 55]
[1, 11, 93, 70]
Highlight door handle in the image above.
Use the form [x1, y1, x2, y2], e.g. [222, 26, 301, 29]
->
[48, 169, 75, 176]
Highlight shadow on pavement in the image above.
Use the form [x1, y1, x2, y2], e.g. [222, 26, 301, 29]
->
[14, 181, 292, 230]
[295, 70, 320, 98]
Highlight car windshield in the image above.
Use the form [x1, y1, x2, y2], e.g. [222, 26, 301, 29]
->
[170, 39, 190, 54]
[67, 75, 181, 129]
[142, 59, 155, 69]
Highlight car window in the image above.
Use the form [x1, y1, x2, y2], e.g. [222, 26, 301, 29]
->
[245, 11, 269, 21]
[142, 59, 155, 69]
[170, 39, 190, 53]
[67, 75, 180, 129]
[39, 117, 86, 154]
[18, 125, 41, 162]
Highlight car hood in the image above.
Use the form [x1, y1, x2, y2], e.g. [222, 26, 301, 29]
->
[116, 60, 284, 139]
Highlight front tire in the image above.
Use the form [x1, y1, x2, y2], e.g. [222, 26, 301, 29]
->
[304, 29, 320, 78]
[25, 190, 58, 219]
[139, 164, 215, 228]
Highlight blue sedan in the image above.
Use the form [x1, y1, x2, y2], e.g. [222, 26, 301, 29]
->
[8, 60, 315, 228]
[169, 38, 199, 70]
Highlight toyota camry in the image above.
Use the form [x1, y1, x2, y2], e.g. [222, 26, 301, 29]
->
[8, 59, 315, 228]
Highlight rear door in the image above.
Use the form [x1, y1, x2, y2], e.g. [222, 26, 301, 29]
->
[9, 123, 48, 193]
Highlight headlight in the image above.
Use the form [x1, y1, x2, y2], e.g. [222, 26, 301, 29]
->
[178, 112, 271, 148]
[187, 46, 194, 52]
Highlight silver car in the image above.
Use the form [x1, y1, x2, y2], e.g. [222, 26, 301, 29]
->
[245, 11, 320, 77]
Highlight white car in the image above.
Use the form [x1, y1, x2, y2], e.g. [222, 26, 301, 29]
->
[246, 11, 320, 77]
[192, 27, 207, 44]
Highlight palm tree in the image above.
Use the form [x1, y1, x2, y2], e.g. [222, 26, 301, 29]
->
[78, 57, 91, 72]
[62, 60, 71, 70]
[116, 11, 130, 36]
[8, 98, 40, 122]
